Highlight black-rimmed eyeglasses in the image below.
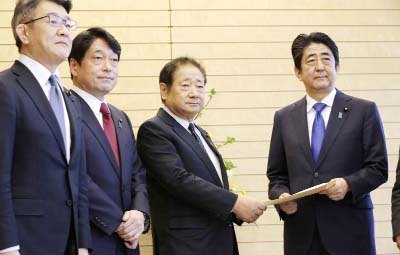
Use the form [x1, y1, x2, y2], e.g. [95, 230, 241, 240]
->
[23, 14, 77, 31]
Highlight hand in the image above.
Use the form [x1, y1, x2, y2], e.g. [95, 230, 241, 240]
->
[0, 251, 20, 255]
[319, 178, 349, 201]
[279, 193, 298, 215]
[396, 235, 400, 250]
[116, 210, 145, 244]
[78, 248, 89, 255]
[232, 195, 266, 223]
[124, 240, 139, 250]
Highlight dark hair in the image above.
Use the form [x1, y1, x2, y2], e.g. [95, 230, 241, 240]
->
[159, 57, 207, 102]
[12, 0, 72, 51]
[291, 32, 339, 71]
[68, 27, 121, 79]
[159, 57, 207, 103]
[160, 56, 207, 85]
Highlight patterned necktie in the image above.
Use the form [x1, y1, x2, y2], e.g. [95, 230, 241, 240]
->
[48, 75, 66, 147]
[188, 123, 206, 151]
[311, 102, 327, 162]
[100, 103, 120, 169]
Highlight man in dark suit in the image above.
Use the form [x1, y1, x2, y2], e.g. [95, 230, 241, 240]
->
[68, 27, 150, 255]
[137, 57, 266, 255]
[0, 1, 91, 255]
[267, 32, 388, 255]
[392, 152, 400, 250]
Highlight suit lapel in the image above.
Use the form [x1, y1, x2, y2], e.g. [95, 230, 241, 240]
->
[13, 61, 66, 158]
[158, 109, 224, 187]
[74, 93, 120, 177]
[315, 90, 351, 168]
[292, 97, 314, 169]
[198, 127, 229, 189]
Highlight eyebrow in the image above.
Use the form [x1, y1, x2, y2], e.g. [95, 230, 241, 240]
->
[305, 52, 332, 59]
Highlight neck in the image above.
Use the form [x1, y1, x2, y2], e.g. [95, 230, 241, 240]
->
[20, 50, 60, 73]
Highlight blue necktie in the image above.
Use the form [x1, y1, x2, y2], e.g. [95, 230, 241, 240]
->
[311, 102, 327, 162]
[49, 75, 66, 147]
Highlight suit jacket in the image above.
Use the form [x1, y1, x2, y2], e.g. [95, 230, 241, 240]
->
[391, 149, 400, 241]
[74, 94, 150, 255]
[0, 61, 91, 255]
[267, 90, 388, 255]
[137, 108, 239, 255]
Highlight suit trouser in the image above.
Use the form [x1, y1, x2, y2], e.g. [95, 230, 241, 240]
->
[65, 212, 77, 255]
[307, 225, 330, 255]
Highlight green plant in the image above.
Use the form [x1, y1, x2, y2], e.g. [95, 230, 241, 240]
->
[196, 89, 246, 196]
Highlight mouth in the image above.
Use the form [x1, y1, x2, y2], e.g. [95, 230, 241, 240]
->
[98, 77, 114, 80]
[187, 102, 200, 106]
[55, 41, 69, 47]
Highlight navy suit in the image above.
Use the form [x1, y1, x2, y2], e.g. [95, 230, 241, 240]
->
[0, 61, 91, 255]
[74, 93, 149, 255]
[137, 108, 239, 255]
[267, 90, 388, 255]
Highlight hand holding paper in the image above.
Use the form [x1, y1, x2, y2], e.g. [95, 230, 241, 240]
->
[319, 178, 349, 201]
[233, 196, 266, 223]
[266, 179, 337, 206]
[279, 193, 298, 215]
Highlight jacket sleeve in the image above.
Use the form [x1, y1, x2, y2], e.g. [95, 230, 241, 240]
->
[0, 80, 19, 249]
[137, 120, 238, 221]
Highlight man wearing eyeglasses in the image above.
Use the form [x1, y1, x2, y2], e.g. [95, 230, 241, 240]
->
[0, 1, 90, 255]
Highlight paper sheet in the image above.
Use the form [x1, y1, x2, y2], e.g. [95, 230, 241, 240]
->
[265, 180, 336, 206]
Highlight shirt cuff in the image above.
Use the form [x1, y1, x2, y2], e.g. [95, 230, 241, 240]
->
[0, 245, 20, 253]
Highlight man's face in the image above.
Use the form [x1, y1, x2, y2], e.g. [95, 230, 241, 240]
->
[21, 1, 72, 71]
[70, 38, 119, 100]
[295, 43, 338, 99]
[161, 64, 206, 121]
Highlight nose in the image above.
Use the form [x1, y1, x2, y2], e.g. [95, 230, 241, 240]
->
[315, 58, 325, 71]
[57, 24, 71, 37]
[188, 85, 199, 97]
[102, 58, 113, 71]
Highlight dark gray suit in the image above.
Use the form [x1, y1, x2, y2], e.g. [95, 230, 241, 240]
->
[391, 150, 400, 242]
[267, 90, 388, 255]
[75, 93, 149, 255]
[0, 61, 91, 255]
[137, 108, 239, 255]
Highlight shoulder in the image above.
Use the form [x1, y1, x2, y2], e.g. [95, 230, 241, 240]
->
[337, 90, 377, 111]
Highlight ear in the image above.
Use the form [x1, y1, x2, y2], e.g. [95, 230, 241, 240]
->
[69, 58, 79, 78]
[15, 24, 29, 45]
[335, 64, 340, 73]
[159, 82, 168, 100]
[294, 67, 302, 81]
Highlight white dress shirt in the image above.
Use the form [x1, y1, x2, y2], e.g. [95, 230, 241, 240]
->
[163, 106, 224, 186]
[306, 88, 337, 145]
[72, 86, 108, 128]
[19, 55, 71, 161]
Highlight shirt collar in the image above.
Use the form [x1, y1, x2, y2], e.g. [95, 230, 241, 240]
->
[306, 88, 336, 113]
[72, 85, 106, 114]
[163, 106, 193, 130]
[19, 54, 60, 86]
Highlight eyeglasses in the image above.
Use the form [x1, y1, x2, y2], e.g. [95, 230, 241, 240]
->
[23, 14, 77, 31]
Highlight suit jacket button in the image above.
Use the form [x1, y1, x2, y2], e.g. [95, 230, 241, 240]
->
[66, 200, 73, 206]
[314, 172, 319, 178]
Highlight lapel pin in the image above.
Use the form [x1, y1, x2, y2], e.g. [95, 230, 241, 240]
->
[344, 107, 349, 112]
[67, 89, 72, 96]
[118, 119, 123, 128]
[338, 112, 343, 119]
